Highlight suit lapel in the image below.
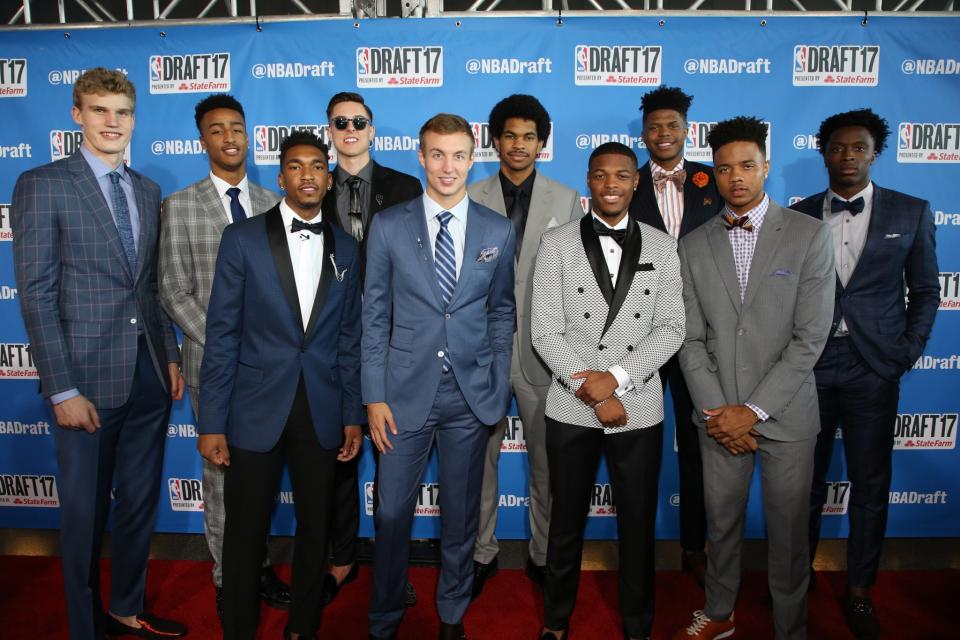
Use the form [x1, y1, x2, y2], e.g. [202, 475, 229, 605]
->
[521, 176, 552, 267]
[69, 154, 134, 282]
[130, 170, 151, 283]
[265, 206, 303, 327]
[249, 182, 279, 217]
[679, 169, 703, 237]
[448, 202, 489, 308]
[742, 203, 786, 310]
[580, 214, 614, 306]
[199, 177, 229, 237]
[602, 218, 642, 338]
[845, 183, 885, 291]
[304, 220, 336, 338]
[799, 191, 843, 293]
[403, 201, 445, 309]
[634, 163, 667, 233]
[706, 217, 742, 313]
[369, 161, 390, 216]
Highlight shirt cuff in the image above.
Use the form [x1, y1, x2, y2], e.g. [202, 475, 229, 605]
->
[608, 366, 633, 396]
[745, 402, 769, 423]
[50, 388, 80, 406]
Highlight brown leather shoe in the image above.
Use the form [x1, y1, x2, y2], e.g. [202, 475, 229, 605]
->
[681, 550, 707, 589]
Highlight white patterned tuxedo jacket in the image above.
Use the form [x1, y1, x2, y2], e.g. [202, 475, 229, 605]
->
[531, 215, 686, 433]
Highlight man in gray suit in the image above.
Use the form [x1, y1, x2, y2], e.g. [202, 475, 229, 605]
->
[672, 117, 835, 640]
[159, 94, 288, 619]
[468, 94, 582, 596]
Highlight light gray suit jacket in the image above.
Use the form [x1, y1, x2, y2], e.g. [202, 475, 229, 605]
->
[159, 176, 279, 388]
[678, 201, 835, 442]
[468, 172, 583, 386]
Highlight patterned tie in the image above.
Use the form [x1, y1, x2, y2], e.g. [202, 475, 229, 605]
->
[108, 171, 137, 273]
[721, 210, 754, 231]
[653, 169, 686, 192]
[434, 211, 457, 371]
[225, 187, 246, 224]
[346, 175, 364, 242]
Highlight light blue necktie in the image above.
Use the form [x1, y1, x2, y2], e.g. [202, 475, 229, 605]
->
[434, 211, 456, 371]
[108, 171, 137, 273]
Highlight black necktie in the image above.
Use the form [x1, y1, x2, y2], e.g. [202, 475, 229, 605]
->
[345, 175, 364, 241]
[831, 196, 865, 215]
[226, 187, 246, 224]
[291, 218, 323, 234]
[507, 186, 526, 259]
[592, 218, 626, 246]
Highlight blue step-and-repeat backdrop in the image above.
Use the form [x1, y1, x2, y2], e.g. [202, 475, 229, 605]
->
[0, 15, 958, 540]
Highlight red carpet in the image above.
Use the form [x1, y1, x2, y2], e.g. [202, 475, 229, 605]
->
[0, 556, 953, 638]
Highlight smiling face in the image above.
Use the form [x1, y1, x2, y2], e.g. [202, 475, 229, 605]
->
[418, 130, 474, 209]
[494, 117, 543, 180]
[199, 107, 248, 178]
[712, 140, 769, 216]
[587, 152, 639, 224]
[328, 100, 375, 163]
[71, 91, 134, 167]
[823, 125, 876, 199]
[278, 144, 331, 220]
[641, 108, 686, 169]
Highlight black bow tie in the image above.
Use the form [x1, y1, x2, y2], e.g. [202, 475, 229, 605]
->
[592, 218, 626, 246]
[290, 218, 324, 234]
[831, 196, 865, 216]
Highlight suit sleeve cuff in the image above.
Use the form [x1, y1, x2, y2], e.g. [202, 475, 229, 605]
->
[745, 402, 768, 423]
[50, 388, 80, 405]
[608, 366, 633, 397]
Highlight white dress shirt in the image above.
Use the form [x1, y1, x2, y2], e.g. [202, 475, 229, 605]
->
[424, 193, 468, 278]
[278, 198, 325, 330]
[591, 212, 632, 394]
[823, 183, 874, 335]
[209, 172, 253, 225]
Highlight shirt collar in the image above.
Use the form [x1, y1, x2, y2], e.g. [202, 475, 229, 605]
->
[826, 182, 874, 213]
[423, 192, 469, 224]
[80, 145, 128, 183]
[591, 212, 630, 230]
[724, 193, 770, 230]
[336, 161, 373, 186]
[279, 197, 322, 230]
[650, 158, 685, 176]
[498, 169, 536, 198]
[209, 171, 249, 199]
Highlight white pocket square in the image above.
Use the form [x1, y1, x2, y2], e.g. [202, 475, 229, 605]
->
[885, 233, 901, 239]
[546, 217, 560, 229]
[477, 246, 499, 262]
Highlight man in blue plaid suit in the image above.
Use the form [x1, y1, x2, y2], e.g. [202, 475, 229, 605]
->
[11, 68, 186, 640]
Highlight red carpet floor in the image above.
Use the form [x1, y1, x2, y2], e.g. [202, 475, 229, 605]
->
[0, 556, 954, 639]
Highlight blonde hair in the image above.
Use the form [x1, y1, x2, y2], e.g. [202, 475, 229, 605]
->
[72, 67, 136, 109]
[419, 113, 474, 153]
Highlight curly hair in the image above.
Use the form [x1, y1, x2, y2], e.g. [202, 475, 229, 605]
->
[816, 108, 890, 156]
[488, 94, 551, 141]
[707, 116, 768, 155]
[640, 86, 693, 122]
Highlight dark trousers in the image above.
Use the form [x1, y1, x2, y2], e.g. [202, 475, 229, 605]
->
[543, 419, 662, 638]
[54, 336, 170, 640]
[222, 379, 338, 639]
[808, 336, 900, 588]
[662, 354, 706, 553]
[330, 456, 360, 566]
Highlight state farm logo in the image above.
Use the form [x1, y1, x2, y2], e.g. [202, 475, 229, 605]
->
[0, 343, 37, 379]
[356, 46, 443, 88]
[685, 121, 773, 161]
[792, 45, 879, 86]
[470, 122, 554, 163]
[938, 272, 960, 309]
[897, 123, 960, 163]
[588, 483, 616, 516]
[149, 52, 230, 94]
[821, 481, 851, 515]
[0, 474, 59, 507]
[894, 413, 957, 450]
[50, 130, 130, 164]
[574, 45, 662, 86]
[0, 203, 12, 241]
[0, 58, 27, 97]
[252, 124, 335, 165]
[168, 477, 203, 511]
[500, 416, 527, 452]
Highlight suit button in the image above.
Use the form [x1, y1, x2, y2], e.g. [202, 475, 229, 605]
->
[634, 313, 641, 318]
[584, 312, 590, 319]
[445, 313, 451, 319]
[578, 287, 584, 293]
[129, 318, 137, 324]
[644, 289, 650, 295]
[627, 345, 634, 352]
[737, 329, 745, 336]
[438, 350, 445, 358]
[598, 344, 605, 350]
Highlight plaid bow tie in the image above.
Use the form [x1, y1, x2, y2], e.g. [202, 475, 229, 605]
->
[721, 210, 753, 231]
[653, 169, 686, 191]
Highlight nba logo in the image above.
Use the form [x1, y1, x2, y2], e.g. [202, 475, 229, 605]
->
[793, 46, 806, 72]
[686, 122, 697, 148]
[575, 46, 589, 72]
[364, 482, 375, 515]
[579, 196, 591, 214]
[168, 479, 182, 501]
[254, 126, 267, 153]
[471, 122, 482, 148]
[150, 56, 162, 82]
[50, 130, 63, 159]
[898, 123, 911, 149]
[357, 48, 370, 75]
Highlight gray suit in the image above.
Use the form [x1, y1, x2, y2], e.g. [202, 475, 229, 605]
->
[159, 175, 279, 586]
[468, 172, 582, 566]
[678, 201, 835, 639]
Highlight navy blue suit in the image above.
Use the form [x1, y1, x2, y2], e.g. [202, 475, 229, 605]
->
[363, 197, 515, 637]
[199, 205, 363, 638]
[793, 184, 939, 588]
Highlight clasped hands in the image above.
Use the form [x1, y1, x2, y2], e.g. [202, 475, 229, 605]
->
[703, 404, 761, 455]
[571, 370, 627, 428]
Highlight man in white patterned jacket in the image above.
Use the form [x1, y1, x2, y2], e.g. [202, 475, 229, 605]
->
[530, 141, 685, 640]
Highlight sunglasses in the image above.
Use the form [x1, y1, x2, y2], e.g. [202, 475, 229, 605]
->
[331, 116, 370, 131]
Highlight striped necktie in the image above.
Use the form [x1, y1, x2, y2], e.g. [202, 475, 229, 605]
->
[434, 210, 456, 371]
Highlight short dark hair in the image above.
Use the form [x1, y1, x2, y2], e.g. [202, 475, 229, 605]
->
[279, 130, 329, 166]
[194, 94, 245, 131]
[707, 116, 768, 156]
[326, 91, 373, 121]
[589, 142, 637, 168]
[488, 94, 551, 141]
[640, 85, 693, 122]
[816, 108, 891, 157]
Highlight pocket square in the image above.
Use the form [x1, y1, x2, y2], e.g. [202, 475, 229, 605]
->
[771, 268, 793, 277]
[885, 233, 901, 239]
[546, 217, 560, 229]
[477, 246, 499, 263]
[637, 262, 655, 271]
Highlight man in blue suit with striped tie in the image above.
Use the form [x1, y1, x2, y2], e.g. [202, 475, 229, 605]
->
[364, 114, 516, 640]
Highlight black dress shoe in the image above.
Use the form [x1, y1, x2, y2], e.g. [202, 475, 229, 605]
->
[321, 562, 360, 605]
[539, 631, 564, 640]
[260, 565, 292, 609]
[439, 622, 466, 640]
[525, 557, 545, 586]
[471, 556, 498, 600]
[845, 591, 880, 640]
[104, 612, 187, 639]
[214, 586, 223, 622]
[404, 580, 417, 607]
[681, 549, 707, 589]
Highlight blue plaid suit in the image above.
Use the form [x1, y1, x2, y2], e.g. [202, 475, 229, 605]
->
[12, 151, 180, 640]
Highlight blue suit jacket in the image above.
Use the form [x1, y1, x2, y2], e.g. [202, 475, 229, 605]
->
[12, 152, 179, 408]
[793, 184, 940, 380]
[361, 197, 516, 429]
[198, 205, 364, 452]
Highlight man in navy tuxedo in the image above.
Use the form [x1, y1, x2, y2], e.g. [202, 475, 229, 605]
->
[363, 114, 516, 640]
[794, 109, 939, 640]
[198, 131, 364, 640]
